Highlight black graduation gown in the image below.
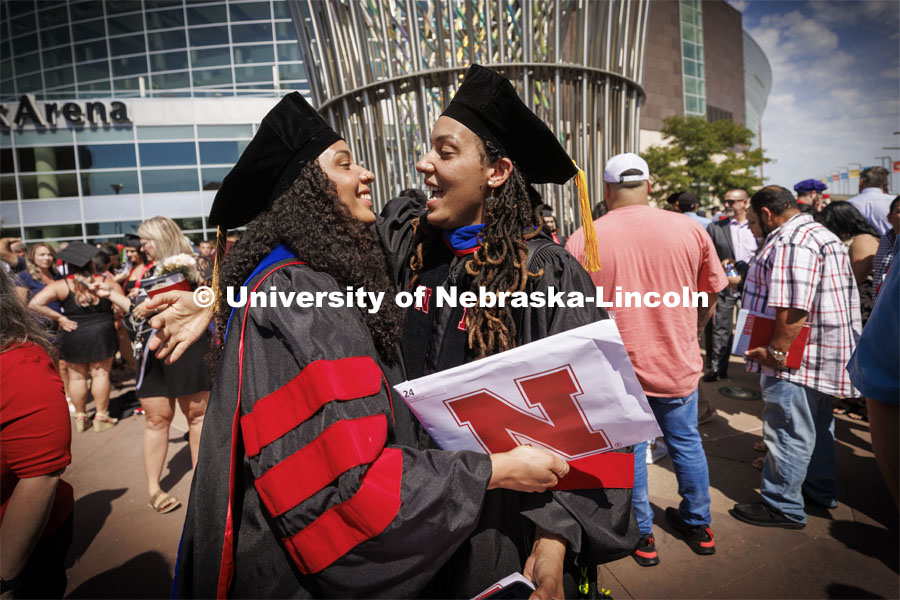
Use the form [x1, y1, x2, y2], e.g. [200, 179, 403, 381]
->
[375, 196, 639, 598]
[175, 258, 493, 599]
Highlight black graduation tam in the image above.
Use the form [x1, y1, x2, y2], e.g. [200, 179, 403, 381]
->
[57, 241, 102, 268]
[208, 92, 342, 229]
[441, 65, 577, 185]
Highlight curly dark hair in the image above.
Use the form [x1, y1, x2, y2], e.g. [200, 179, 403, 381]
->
[409, 139, 544, 359]
[213, 161, 402, 361]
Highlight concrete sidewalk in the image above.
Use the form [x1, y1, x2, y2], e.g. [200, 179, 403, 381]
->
[62, 361, 899, 599]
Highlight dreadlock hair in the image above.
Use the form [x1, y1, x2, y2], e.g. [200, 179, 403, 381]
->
[408, 139, 544, 359]
[213, 161, 402, 364]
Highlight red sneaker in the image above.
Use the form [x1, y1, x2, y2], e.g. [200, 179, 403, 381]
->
[632, 533, 660, 566]
[665, 507, 716, 555]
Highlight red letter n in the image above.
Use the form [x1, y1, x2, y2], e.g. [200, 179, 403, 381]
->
[444, 366, 611, 460]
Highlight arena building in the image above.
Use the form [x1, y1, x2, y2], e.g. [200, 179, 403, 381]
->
[1, 0, 770, 244]
[1, 0, 308, 243]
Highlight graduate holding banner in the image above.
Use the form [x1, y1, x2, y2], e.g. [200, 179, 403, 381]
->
[174, 93, 571, 599]
[376, 64, 639, 598]
[154, 66, 641, 598]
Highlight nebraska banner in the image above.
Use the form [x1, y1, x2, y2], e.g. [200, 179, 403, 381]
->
[397, 320, 661, 490]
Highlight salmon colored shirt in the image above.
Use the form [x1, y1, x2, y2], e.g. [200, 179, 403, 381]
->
[566, 204, 728, 397]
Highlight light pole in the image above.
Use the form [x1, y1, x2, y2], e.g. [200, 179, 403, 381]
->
[110, 183, 124, 195]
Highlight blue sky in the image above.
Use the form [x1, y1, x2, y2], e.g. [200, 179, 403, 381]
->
[728, 0, 900, 194]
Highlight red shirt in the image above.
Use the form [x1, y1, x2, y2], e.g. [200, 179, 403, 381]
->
[567, 205, 728, 397]
[0, 343, 73, 537]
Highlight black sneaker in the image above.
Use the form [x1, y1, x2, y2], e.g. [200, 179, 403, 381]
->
[631, 533, 659, 567]
[665, 507, 716, 555]
[729, 501, 806, 529]
[701, 372, 719, 382]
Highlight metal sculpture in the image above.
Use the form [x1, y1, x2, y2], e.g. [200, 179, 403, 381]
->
[291, 0, 649, 232]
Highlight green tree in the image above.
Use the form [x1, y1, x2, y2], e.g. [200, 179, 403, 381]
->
[641, 116, 771, 207]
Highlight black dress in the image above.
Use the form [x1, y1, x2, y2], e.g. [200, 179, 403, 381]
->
[58, 281, 118, 364]
[136, 329, 212, 399]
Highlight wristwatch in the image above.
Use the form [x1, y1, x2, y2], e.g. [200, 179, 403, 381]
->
[767, 346, 788, 366]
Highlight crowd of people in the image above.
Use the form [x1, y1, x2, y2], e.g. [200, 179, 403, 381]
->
[0, 64, 896, 599]
[0, 222, 217, 595]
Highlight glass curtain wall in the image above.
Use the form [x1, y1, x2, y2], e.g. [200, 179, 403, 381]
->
[1, 0, 308, 101]
[0, 123, 253, 243]
[679, 0, 706, 117]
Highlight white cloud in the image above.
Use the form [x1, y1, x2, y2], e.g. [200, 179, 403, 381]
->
[746, 5, 900, 188]
[728, 0, 748, 13]
[808, 0, 898, 25]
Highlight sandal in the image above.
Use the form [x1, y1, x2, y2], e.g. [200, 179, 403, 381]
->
[847, 410, 867, 422]
[93, 411, 119, 432]
[752, 440, 767, 452]
[148, 490, 181, 514]
[845, 399, 868, 422]
[74, 412, 90, 433]
[752, 456, 765, 470]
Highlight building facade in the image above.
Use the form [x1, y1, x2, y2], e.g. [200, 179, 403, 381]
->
[640, 0, 769, 154]
[1, 0, 768, 244]
[0, 0, 307, 243]
[743, 30, 772, 151]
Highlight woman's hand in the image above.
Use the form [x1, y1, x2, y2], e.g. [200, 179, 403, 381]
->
[90, 281, 111, 298]
[523, 528, 567, 600]
[488, 445, 569, 492]
[145, 291, 214, 364]
[58, 316, 78, 332]
[131, 303, 155, 321]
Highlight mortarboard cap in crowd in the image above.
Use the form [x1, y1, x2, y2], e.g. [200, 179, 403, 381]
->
[208, 92, 342, 229]
[441, 65, 577, 185]
[441, 64, 602, 270]
[793, 179, 827, 195]
[56, 241, 102, 269]
[123, 233, 141, 249]
[604, 153, 650, 183]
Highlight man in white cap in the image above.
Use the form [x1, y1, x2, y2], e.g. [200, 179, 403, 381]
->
[566, 153, 728, 567]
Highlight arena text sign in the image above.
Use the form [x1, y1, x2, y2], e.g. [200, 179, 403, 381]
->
[0, 94, 131, 129]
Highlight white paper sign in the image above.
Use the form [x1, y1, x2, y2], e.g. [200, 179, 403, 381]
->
[472, 572, 535, 600]
[732, 308, 751, 356]
[397, 320, 661, 488]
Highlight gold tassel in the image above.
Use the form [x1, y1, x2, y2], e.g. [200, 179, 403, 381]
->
[210, 225, 227, 305]
[574, 161, 601, 272]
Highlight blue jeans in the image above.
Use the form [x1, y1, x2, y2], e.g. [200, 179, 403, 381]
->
[759, 375, 837, 523]
[633, 388, 711, 535]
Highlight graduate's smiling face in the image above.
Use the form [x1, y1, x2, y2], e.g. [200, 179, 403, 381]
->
[317, 140, 376, 225]
[417, 116, 508, 230]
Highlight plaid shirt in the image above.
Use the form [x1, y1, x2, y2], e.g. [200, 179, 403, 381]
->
[871, 229, 896, 303]
[742, 213, 861, 397]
